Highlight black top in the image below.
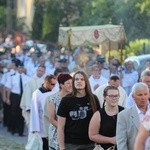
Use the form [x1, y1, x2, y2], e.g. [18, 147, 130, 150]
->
[99, 106, 124, 149]
[57, 94, 100, 145]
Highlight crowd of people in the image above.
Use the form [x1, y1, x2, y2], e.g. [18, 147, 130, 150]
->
[0, 33, 150, 150]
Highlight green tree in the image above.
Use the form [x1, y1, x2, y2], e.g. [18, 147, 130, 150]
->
[75, 0, 115, 25]
[15, 17, 29, 32]
[42, 0, 81, 42]
[113, 0, 150, 41]
[0, 0, 6, 6]
[31, 0, 150, 46]
[0, 6, 6, 29]
[138, 0, 150, 16]
[32, 0, 44, 40]
[42, 0, 62, 42]
[125, 39, 150, 56]
[0, 0, 27, 33]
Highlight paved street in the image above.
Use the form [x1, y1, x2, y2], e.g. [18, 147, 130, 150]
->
[0, 122, 28, 150]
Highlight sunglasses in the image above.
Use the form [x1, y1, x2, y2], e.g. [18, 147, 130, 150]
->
[50, 83, 56, 86]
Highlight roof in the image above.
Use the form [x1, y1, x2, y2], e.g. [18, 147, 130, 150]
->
[60, 24, 121, 31]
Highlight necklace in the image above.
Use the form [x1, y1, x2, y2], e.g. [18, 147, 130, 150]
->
[105, 105, 118, 116]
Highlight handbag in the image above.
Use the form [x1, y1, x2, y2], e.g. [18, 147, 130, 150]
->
[25, 132, 43, 150]
[93, 144, 115, 150]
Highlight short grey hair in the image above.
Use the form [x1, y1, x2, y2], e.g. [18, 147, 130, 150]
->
[140, 70, 150, 79]
[131, 82, 149, 95]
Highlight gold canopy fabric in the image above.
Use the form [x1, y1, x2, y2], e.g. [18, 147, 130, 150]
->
[58, 24, 126, 48]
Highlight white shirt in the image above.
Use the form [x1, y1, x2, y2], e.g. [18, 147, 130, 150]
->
[125, 92, 135, 108]
[25, 60, 38, 77]
[20, 74, 45, 111]
[143, 110, 150, 131]
[122, 70, 139, 88]
[45, 60, 56, 75]
[101, 68, 111, 79]
[5, 72, 30, 94]
[30, 87, 58, 137]
[1, 70, 15, 86]
[135, 104, 149, 122]
[121, 70, 139, 95]
[89, 75, 108, 93]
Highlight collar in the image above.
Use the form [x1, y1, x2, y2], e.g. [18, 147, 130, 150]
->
[39, 84, 52, 93]
[135, 103, 149, 115]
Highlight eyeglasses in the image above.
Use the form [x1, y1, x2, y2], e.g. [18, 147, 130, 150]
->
[107, 95, 120, 98]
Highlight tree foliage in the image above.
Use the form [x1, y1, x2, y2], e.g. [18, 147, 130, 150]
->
[37, 0, 150, 43]
[1, 0, 150, 53]
[42, 0, 63, 42]
[75, 0, 115, 25]
[31, 0, 44, 40]
[113, 0, 150, 41]
[0, 0, 6, 6]
[0, 6, 6, 29]
[125, 39, 150, 56]
[42, 0, 82, 42]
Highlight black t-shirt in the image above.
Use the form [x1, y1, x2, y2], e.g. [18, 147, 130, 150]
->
[57, 94, 100, 145]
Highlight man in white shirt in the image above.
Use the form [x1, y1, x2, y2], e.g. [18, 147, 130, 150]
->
[25, 52, 38, 77]
[94, 75, 127, 108]
[0, 62, 17, 131]
[20, 65, 46, 127]
[121, 60, 139, 95]
[5, 61, 30, 136]
[89, 64, 108, 93]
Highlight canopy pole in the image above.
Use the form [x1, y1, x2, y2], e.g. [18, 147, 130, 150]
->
[119, 21, 126, 66]
[108, 40, 111, 65]
[120, 42, 123, 66]
[108, 18, 112, 65]
[67, 29, 72, 64]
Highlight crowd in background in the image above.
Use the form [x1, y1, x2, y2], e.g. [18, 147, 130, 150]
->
[0, 33, 150, 150]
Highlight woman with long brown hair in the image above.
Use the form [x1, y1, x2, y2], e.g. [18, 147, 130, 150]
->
[57, 71, 100, 150]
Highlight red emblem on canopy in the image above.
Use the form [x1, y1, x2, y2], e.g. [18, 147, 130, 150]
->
[94, 29, 99, 39]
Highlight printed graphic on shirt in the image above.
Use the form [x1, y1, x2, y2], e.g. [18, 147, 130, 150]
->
[69, 105, 89, 120]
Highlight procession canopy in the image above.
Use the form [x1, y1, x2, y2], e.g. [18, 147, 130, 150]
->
[58, 24, 126, 48]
